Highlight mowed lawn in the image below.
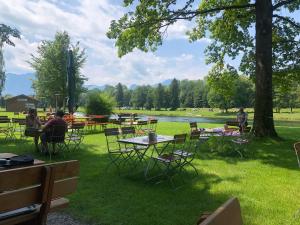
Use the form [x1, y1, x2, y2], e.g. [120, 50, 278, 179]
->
[0, 121, 300, 225]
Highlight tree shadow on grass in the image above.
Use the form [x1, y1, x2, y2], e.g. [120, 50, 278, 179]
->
[195, 129, 300, 171]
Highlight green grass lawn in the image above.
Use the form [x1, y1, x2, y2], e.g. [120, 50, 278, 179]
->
[115, 108, 300, 122]
[1, 121, 300, 225]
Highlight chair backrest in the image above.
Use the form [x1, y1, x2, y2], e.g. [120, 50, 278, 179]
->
[121, 127, 135, 135]
[190, 131, 201, 140]
[294, 142, 300, 168]
[190, 122, 198, 131]
[174, 133, 187, 145]
[47, 125, 67, 143]
[198, 198, 243, 225]
[0, 160, 79, 225]
[137, 121, 148, 126]
[0, 118, 10, 124]
[70, 122, 85, 130]
[226, 121, 239, 127]
[104, 128, 121, 153]
[149, 119, 158, 131]
[104, 128, 120, 137]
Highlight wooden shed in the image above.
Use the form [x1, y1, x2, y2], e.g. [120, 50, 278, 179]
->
[6, 95, 39, 112]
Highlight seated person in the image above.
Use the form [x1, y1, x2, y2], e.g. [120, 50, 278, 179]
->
[40, 110, 68, 153]
[25, 108, 42, 151]
[236, 107, 248, 132]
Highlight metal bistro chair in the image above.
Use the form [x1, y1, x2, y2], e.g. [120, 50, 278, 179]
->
[121, 127, 148, 163]
[135, 120, 148, 136]
[0, 118, 13, 140]
[11, 118, 26, 140]
[66, 123, 85, 151]
[172, 133, 198, 176]
[146, 133, 188, 188]
[148, 119, 158, 132]
[294, 142, 300, 168]
[45, 124, 68, 160]
[190, 122, 198, 132]
[104, 128, 136, 173]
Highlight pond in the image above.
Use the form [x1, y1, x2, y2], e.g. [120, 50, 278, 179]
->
[138, 115, 225, 123]
[74, 112, 226, 123]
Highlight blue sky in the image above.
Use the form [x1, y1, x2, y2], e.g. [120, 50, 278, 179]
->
[0, 0, 299, 86]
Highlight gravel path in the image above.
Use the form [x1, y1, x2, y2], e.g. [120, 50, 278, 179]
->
[47, 212, 90, 225]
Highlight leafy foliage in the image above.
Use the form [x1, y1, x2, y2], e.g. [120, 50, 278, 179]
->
[85, 91, 115, 115]
[169, 78, 180, 110]
[30, 31, 86, 107]
[115, 83, 124, 108]
[0, 24, 21, 96]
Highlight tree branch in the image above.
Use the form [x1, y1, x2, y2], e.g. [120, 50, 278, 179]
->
[127, 3, 256, 30]
[273, 0, 298, 10]
[170, 3, 256, 17]
[273, 14, 300, 29]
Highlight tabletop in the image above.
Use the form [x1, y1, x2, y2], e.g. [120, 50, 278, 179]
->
[118, 135, 174, 146]
[0, 153, 45, 170]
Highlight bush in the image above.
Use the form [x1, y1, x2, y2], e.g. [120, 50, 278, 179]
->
[85, 92, 115, 115]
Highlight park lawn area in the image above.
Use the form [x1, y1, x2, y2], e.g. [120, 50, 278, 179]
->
[0, 121, 300, 225]
[115, 108, 300, 122]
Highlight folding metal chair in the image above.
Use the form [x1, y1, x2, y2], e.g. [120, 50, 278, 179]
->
[148, 119, 158, 132]
[66, 123, 85, 151]
[135, 121, 148, 136]
[173, 133, 199, 176]
[0, 118, 13, 140]
[190, 122, 198, 132]
[121, 126, 148, 163]
[43, 125, 68, 160]
[294, 142, 300, 168]
[104, 128, 136, 172]
[146, 133, 189, 188]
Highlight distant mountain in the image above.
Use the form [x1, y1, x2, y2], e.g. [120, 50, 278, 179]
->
[2, 73, 35, 96]
[84, 84, 105, 90]
[1, 74, 175, 96]
[161, 79, 172, 86]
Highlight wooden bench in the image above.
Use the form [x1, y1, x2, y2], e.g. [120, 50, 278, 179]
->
[197, 197, 243, 225]
[0, 160, 79, 225]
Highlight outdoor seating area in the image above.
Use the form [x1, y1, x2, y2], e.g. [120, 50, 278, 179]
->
[0, 112, 300, 225]
[1, 0, 300, 223]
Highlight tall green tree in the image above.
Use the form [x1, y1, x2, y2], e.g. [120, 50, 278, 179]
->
[169, 78, 180, 110]
[0, 24, 20, 96]
[115, 82, 124, 109]
[154, 83, 165, 110]
[131, 86, 148, 109]
[193, 79, 208, 108]
[207, 65, 239, 112]
[107, 0, 300, 137]
[145, 88, 154, 110]
[30, 31, 86, 108]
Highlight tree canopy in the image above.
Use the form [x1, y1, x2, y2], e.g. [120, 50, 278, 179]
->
[30, 31, 86, 108]
[0, 24, 21, 96]
[107, 0, 300, 137]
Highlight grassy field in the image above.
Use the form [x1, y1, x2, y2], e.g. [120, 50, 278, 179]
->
[114, 108, 300, 122]
[0, 120, 299, 225]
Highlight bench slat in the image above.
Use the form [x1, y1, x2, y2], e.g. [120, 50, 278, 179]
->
[52, 177, 78, 199]
[0, 198, 69, 225]
[0, 186, 41, 212]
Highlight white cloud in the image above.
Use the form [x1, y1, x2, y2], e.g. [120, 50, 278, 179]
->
[0, 0, 210, 86]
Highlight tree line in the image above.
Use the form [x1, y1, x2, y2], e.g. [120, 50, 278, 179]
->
[96, 75, 255, 112]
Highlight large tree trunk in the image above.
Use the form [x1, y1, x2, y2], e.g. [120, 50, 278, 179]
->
[253, 0, 277, 137]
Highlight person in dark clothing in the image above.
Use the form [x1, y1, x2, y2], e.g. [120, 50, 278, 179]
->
[40, 110, 67, 153]
[25, 108, 42, 151]
[237, 107, 248, 132]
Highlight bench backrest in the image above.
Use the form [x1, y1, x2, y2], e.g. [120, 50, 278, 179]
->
[0, 160, 79, 224]
[198, 198, 243, 225]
